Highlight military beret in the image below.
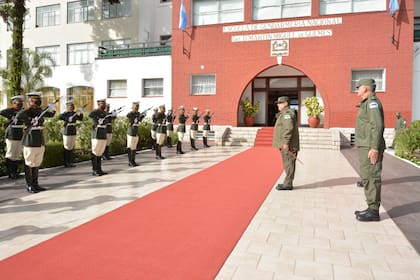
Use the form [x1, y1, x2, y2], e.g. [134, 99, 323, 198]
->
[66, 100, 74, 105]
[179, 105, 185, 110]
[356, 79, 376, 89]
[275, 96, 289, 104]
[11, 95, 24, 101]
[26, 92, 42, 99]
[97, 99, 106, 103]
[193, 107, 198, 111]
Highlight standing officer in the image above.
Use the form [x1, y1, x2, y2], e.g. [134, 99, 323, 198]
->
[272, 96, 300, 191]
[89, 99, 115, 176]
[176, 105, 188, 154]
[354, 79, 385, 222]
[102, 103, 115, 160]
[17, 92, 56, 193]
[202, 109, 213, 148]
[0, 95, 24, 179]
[166, 109, 176, 148]
[155, 105, 166, 159]
[150, 108, 158, 150]
[126, 102, 146, 166]
[190, 107, 200, 150]
[390, 112, 406, 148]
[58, 101, 83, 167]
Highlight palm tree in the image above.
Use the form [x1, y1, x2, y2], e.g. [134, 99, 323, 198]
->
[21, 50, 55, 93]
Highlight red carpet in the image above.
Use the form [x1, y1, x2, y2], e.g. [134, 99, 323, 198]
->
[254, 127, 274, 147]
[0, 147, 282, 280]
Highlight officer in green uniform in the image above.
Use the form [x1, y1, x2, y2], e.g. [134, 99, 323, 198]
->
[0, 95, 24, 179]
[190, 107, 200, 150]
[390, 112, 406, 148]
[354, 78, 385, 222]
[272, 96, 300, 190]
[166, 109, 175, 148]
[155, 105, 167, 159]
[89, 99, 114, 176]
[126, 102, 146, 166]
[176, 105, 188, 154]
[17, 92, 56, 193]
[202, 109, 213, 148]
[58, 101, 84, 167]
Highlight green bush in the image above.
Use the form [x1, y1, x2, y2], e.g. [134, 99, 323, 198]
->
[395, 120, 420, 165]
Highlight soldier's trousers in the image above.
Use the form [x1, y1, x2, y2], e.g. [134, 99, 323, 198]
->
[357, 147, 383, 210]
[5, 139, 22, 161]
[280, 149, 297, 187]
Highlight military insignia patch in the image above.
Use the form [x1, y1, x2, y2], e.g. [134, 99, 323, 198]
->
[284, 114, 291, 119]
[369, 102, 378, 109]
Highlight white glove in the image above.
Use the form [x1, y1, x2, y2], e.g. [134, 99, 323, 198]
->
[77, 107, 83, 114]
[68, 116, 74, 122]
[98, 118, 104, 125]
[134, 117, 138, 124]
[31, 116, 39, 126]
[111, 110, 117, 117]
[48, 103, 55, 112]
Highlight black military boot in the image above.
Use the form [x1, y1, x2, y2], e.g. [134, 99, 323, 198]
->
[10, 160, 21, 179]
[190, 138, 198, 151]
[24, 165, 38, 193]
[356, 208, 380, 222]
[203, 137, 210, 148]
[102, 146, 112, 160]
[176, 141, 184, 154]
[167, 136, 173, 148]
[6, 159, 14, 179]
[96, 156, 108, 176]
[32, 167, 46, 191]
[91, 154, 99, 176]
[64, 149, 76, 168]
[131, 150, 138, 166]
[155, 145, 165, 160]
[151, 138, 156, 150]
[127, 148, 133, 166]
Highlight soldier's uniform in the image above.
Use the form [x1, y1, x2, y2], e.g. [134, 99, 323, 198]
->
[16, 92, 56, 193]
[166, 110, 175, 148]
[202, 109, 212, 148]
[150, 108, 158, 150]
[0, 95, 24, 179]
[354, 79, 385, 222]
[176, 106, 188, 154]
[155, 105, 166, 159]
[190, 107, 200, 150]
[102, 103, 115, 160]
[58, 101, 83, 167]
[272, 96, 300, 190]
[89, 99, 114, 176]
[126, 102, 145, 166]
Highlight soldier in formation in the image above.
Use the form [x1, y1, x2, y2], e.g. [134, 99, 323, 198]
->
[102, 103, 115, 160]
[202, 109, 213, 148]
[166, 109, 175, 148]
[126, 102, 146, 166]
[0, 95, 24, 179]
[155, 105, 167, 160]
[58, 101, 84, 167]
[17, 92, 56, 193]
[150, 108, 158, 150]
[176, 106, 188, 154]
[190, 107, 200, 151]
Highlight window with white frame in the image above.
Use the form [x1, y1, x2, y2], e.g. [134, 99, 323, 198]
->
[36, 45, 60, 66]
[101, 38, 132, 49]
[320, 0, 386, 15]
[414, 18, 420, 42]
[108, 80, 127, 98]
[68, 0, 95, 23]
[143, 79, 164, 97]
[67, 42, 95, 65]
[36, 4, 60, 27]
[193, 0, 244, 26]
[191, 74, 216, 95]
[102, 0, 131, 19]
[253, 0, 311, 20]
[351, 69, 385, 92]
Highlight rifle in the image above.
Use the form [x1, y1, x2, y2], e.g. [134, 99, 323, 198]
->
[98, 105, 125, 124]
[25, 97, 62, 134]
[141, 106, 153, 115]
[68, 103, 88, 121]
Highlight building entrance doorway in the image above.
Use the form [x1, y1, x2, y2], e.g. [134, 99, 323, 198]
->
[268, 91, 298, 126]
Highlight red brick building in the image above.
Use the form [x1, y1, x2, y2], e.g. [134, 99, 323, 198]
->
[172, 0, 413, 128]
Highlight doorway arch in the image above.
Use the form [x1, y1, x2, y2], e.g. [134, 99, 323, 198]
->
[238, 64, 323, 127]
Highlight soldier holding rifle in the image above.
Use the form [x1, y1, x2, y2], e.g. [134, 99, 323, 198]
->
[102, 103, 115, 160]
[0, 95, 25, 179]
[126, 102, 148, 166]
[155, 105, 166, 160]
[202, 109, 213, 148]
[166, 109, 176, 148]
[16, 92, 56, 193]
[150, 108, 158, 150]
[89, 99, 117, 176]
[58, 101, 84, 167]
[176, 106, 188, 154]
[190, 107, 200, 151]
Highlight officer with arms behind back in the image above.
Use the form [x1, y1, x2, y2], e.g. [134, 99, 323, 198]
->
[354, 78, 385, 222]
[0, 95, 25, 179]
[272, 96, 300, 191]
[17, 92, 56, 193]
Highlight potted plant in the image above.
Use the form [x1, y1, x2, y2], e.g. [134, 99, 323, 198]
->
[240, 97, 260, 127]
[303, 96, 324, 128]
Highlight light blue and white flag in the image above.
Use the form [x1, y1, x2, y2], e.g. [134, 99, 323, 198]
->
[179, 0, 187, 31]
[389, 0, 399, 16]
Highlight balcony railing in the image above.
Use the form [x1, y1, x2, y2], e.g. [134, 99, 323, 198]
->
[97, 41, 171, 59]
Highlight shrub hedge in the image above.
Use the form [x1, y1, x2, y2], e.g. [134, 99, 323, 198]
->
[394, 120, 420, 165]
